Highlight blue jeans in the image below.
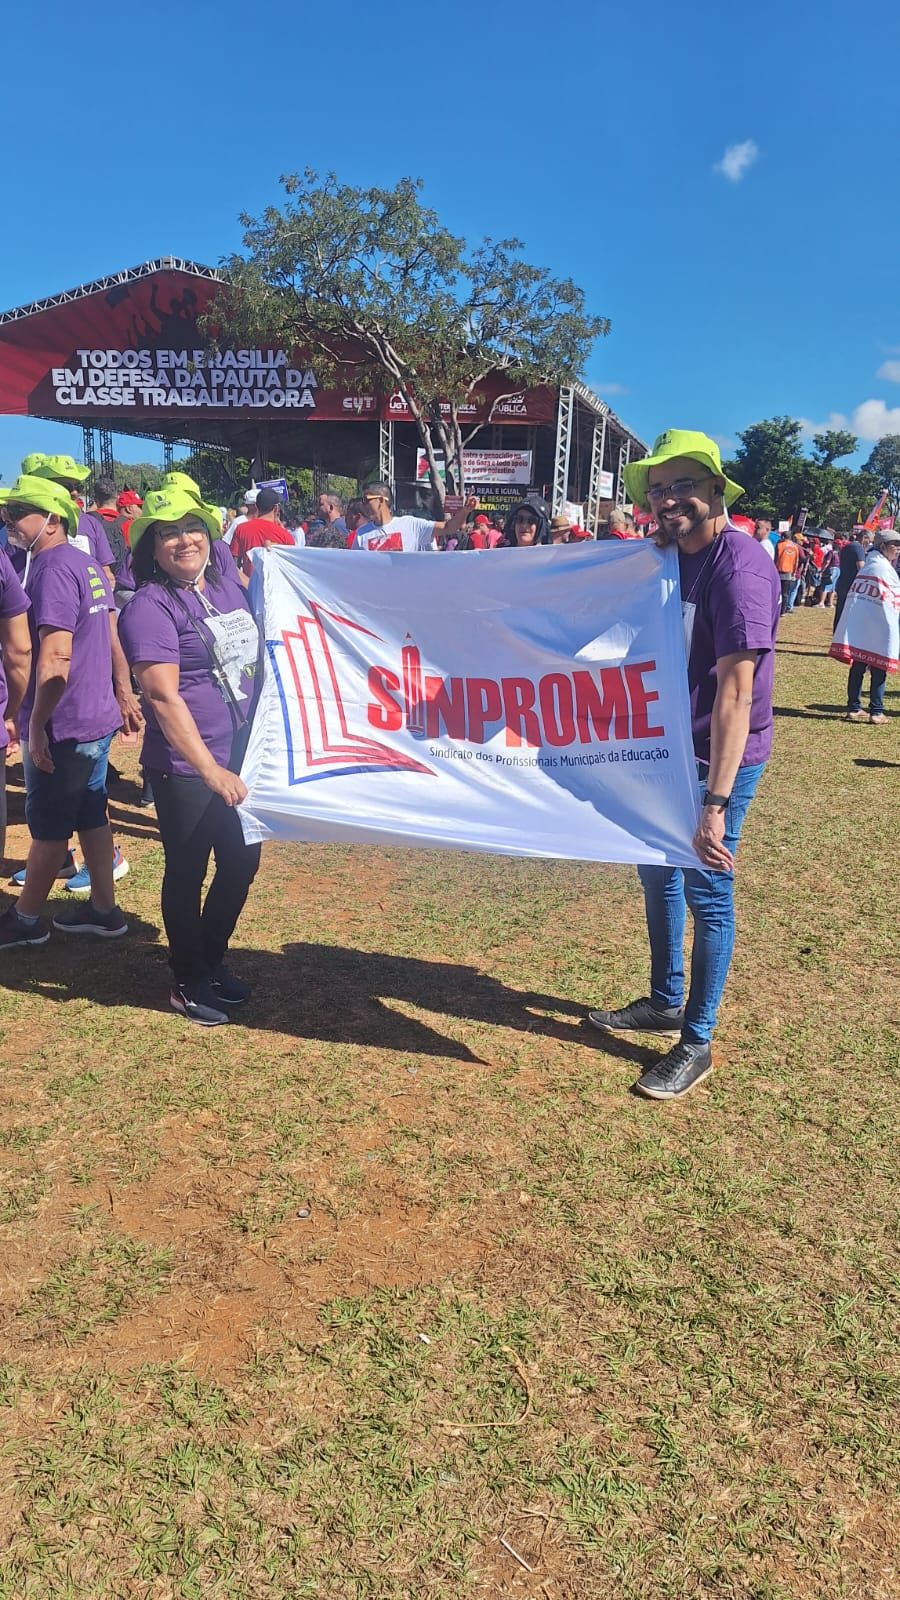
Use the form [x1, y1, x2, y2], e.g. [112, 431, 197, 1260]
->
[637, 761, 765, 1044]
[847, 661, 886, 716]
[23, 734, 113, 841]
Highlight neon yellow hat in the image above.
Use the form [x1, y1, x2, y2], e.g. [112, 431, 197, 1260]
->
[624, 429, 744, 512]
[161, 470, 202, 499]
[127, 487, 222, 551]
[0, 473, 80, 534]
[20, 451, 47, 475]
[34, 453, 91, 486]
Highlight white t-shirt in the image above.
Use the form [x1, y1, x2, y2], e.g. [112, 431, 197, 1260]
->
[223, 514, 248, 547]
[758, 537, 775, 560]
[354, 516, 437, 552]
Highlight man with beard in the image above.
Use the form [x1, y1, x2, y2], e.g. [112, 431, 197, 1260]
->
[588, 431, 781, 1100]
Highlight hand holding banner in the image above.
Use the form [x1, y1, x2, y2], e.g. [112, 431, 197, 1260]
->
[238, 543, 701, 867]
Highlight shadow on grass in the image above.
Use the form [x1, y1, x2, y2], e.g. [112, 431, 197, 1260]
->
[772, 703, 845, 719]
[0, 917, 652, 1064]
[854, 757, 900, 769]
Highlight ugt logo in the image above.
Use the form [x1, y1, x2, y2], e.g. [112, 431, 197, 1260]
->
[268, 602, 433, 785]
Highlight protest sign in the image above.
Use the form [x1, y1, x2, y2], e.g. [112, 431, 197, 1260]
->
[238, 542, 701, 866]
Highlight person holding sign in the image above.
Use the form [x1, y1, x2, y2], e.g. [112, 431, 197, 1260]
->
[119, 488, 262, 1026]
[588, 431, 780, 1101]
[353, 483, 479, 551]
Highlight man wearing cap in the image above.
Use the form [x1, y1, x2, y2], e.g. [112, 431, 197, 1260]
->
[353, 483, 479, 551]
[229, 488, 296, 580]
[588, 430, 781, 1100]
[830, 528, 900, 724]
[0, 474, 128, 946]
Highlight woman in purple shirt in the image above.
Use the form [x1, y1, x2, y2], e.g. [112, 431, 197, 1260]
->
[119, 488, 262, 1026]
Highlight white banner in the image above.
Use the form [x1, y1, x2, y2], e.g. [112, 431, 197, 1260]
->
[238, 544, 701, 866]
[416, 447, 533, 485]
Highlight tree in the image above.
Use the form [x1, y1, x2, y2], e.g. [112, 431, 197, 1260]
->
[863, 435, 900, 511]
[724, 418, 876, 527]
[110, 460, 166, 494]
[724, 417, 805, 519]
[811, 429, 857, 467]
[211, 171, 609, 506]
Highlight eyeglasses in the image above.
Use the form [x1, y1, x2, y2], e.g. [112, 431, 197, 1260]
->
[363, 495, 384, 505]
[155, 522, 207, 542]
[646, 475, 714, 504]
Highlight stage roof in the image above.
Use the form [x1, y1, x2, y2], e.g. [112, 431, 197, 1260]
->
[0, 260, 645, 472]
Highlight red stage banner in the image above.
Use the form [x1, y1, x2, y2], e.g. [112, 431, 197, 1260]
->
[0, 269, 555, 427]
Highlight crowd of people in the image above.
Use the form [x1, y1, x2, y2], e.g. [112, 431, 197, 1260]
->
[0, 435, 895, 1097]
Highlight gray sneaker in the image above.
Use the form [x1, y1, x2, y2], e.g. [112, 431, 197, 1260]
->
[587, 996, 684, 1037]
[0, 906, 50, 949]
[635, 1040, 713, 1100]
[52, 902, 128, 938]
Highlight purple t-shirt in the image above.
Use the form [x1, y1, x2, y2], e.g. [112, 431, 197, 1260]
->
[19, 542, 119, 744]
[679, 526, 781, 768]
[0, 546, 30, 749]
[69, 511, 115, 570]
[118, 540, 260, 777]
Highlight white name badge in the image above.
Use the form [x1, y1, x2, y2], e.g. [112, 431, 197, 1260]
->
[203, 607, 258, 701]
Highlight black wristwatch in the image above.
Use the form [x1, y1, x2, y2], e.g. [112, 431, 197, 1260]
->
[703, 791, 730, 809]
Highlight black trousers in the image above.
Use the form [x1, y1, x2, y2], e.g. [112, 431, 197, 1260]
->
[149, 767, 261, 985]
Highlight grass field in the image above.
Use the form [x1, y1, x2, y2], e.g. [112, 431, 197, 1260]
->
[0, 604, 897, 1599]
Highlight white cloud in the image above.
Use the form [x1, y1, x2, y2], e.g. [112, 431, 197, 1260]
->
[599, 381, 629, 396]
[876, 359, 900, 382]
[712, 434, 736, 453]
[850, 398, 900, 440]
[714, 139, 759, 182]
[798, 412, 848, 442]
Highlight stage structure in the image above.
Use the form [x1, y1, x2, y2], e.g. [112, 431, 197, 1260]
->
[0, 259, 646, 524]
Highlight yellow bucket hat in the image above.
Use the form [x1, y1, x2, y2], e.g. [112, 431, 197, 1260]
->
[0, 473, 81, 534]
[33, 453, 91, 486]
[624, 429, 744, 512]
[127, 487, 222, 551]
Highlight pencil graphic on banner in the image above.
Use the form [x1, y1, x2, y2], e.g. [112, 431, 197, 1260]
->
[402, 638, 426, 737]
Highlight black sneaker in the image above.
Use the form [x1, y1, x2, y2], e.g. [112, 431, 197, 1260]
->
[170, 982, 229, 1026]
[209, 964, 251, 1006]
[587, 996, 684, 1036]
[52, 902, 128, 938]
[0, 906, 50, 949]
[634, 1040, 713, 1100]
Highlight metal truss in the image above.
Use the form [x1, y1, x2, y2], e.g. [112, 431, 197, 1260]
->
[163, 441, 174, 471]
[586, 412, 609, 532]
[552, 385, 574, 513]
[379, 419, 394, 492]
[81, 427, 96, 483]
[0, 258, 223, 326]
[616, 438, 632, 506]
[99, 430, 115, 476]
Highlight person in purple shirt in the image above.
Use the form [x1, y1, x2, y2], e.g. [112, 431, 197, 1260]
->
[0, 475, 127, 947]
[118, 487, 262, 1026]
[32, 456, 142, 736]
[0, 546, 33, 860]
[588, 431, 781, 1100]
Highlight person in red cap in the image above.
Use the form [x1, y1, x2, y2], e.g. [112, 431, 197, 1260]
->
[469, 514, 503, 550]
[117, 491, 143, 544]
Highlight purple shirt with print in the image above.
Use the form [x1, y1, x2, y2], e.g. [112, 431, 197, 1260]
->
[70, 511, 115, 570]
[678, 526, 781, 768]
[0, 545, 30, 749]
[118, 540, 259, 777]
[19, 542, 119, 743]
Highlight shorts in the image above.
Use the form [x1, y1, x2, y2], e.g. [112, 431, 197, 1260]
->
[23, 734, 113, 841]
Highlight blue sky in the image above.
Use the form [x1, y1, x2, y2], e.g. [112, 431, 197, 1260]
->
[2, 0, 898, 483]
